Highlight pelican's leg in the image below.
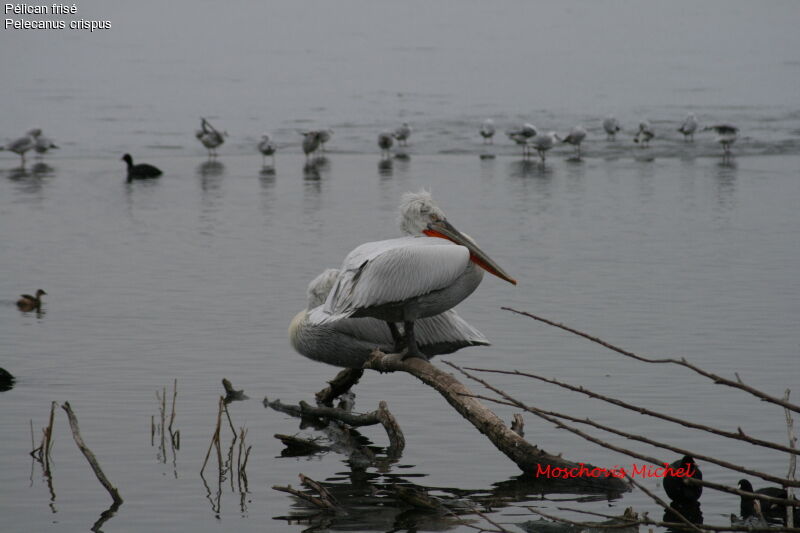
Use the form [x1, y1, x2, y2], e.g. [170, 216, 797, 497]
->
[386, 322, 404, 352]
[401, 320, 425, 360]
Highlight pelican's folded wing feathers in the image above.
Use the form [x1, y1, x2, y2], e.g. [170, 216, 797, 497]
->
[318, 237, 471, 322]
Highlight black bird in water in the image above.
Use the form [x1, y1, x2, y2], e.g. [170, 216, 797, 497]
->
[738, 479, 797, 525]
[663, 455, 703, 504]
[17, 289, 46, 312]
[121, 153, 162, 180]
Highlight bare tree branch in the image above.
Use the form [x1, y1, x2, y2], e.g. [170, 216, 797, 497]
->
[502, 307, 800, 414]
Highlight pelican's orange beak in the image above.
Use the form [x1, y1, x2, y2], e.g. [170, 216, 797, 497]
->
[424, 218, 517, 285]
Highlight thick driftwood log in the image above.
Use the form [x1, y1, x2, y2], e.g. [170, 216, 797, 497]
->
[364, 350, 628, 493]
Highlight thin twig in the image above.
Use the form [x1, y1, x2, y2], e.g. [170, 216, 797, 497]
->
[466, 367, 798, 457]
[502, 307, 800, 414]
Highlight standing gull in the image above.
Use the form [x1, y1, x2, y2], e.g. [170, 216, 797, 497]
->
[257, 134, 276, 165]
[602, 116, 621, 140]
[558, 125, 587, 157]
[311, 190, 516, 359]
[317, 129, 333, 152]
[393, 122, 411, 147]
[1, 129, 40, 165]
[290, 268, 489, 368]
[195, 118, 226, 157]
[377, 131, 394, 159]
[301, 130, 321, 160]
[530, 131, 557, 163]
[678, 113, 698, 141]
[633, 121, 655, 147]
[703, 124, 738, 154]
[479, 119, 496, 144]
[32, 130, 58, 156]
[506, 123, 537, 157]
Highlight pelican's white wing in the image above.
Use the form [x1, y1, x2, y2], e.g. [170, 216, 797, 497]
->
[318, 236, 471, 322]
[413, 310, 489, 350]
[304, 306, 489, 361]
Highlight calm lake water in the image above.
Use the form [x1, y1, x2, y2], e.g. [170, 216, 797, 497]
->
[2, 2, 799, 532]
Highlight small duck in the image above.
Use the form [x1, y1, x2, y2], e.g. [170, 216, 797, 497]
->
[121, 153, 162, 180]
[17, 289, 46, 312]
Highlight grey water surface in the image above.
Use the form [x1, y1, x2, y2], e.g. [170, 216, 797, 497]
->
[1, 1, 799, 532]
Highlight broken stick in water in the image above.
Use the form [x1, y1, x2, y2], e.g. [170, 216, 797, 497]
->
[61, 401, 123, 505]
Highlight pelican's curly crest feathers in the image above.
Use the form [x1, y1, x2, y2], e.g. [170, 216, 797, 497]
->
[398, 189, 446, 236]
[306, 268, 341, 308]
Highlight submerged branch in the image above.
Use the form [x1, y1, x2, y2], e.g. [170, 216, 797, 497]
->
[364, 350, 628, 492]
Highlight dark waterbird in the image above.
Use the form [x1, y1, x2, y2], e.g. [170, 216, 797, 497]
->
[738, 479, 797, 525]
[662, 455, 702, 504]
[0, 367, 15, 392]
[121, 153, 162, 180]
[17, 289, 46, 312]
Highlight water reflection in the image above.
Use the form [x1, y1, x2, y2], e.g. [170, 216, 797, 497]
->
[712, 157, 738, 216]
[303, 156, 328, 180]
[662, 500, 703, 532]
[378, 158, 393, 177]
[272, 468, 625, 532]
[197, 159, 225, 180]
[393, 153, 411, 176]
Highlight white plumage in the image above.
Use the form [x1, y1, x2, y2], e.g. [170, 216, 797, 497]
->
[480, 119, 496, 144]
[195, 118, 225, 157]
[2, 129, 40, 165]
[290, 268, 489, 368]
[559, 125, 587, 156]
[506, 123, 537, 157]
[678, 113, 698, 141]
[530, 131, 557, 162]
[704, 124, 738, 154]
[393, 122, 411, 146]
[310, 190, 515, 359]
[603, 116, 621, 140]
[257, 134, 276, 165]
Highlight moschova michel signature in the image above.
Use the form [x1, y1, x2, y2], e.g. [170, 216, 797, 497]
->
[535, 462, 697, 479]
